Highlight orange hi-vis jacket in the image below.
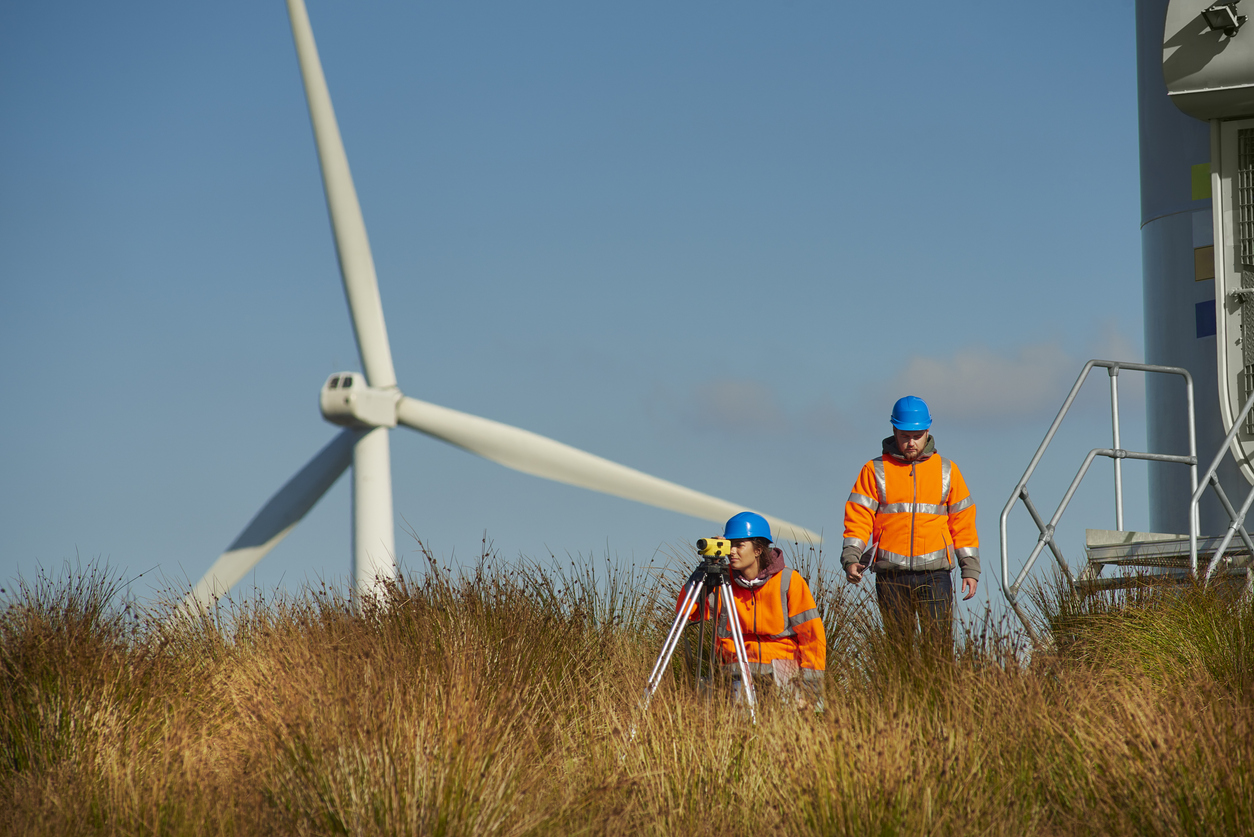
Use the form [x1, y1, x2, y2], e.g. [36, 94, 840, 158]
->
[683, 550, 825, 687]
[843, 436, 980, 578]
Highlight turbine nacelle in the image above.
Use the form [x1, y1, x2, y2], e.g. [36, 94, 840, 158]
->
[320, 372, 400, 428]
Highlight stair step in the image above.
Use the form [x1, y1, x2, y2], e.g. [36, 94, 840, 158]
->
[1074, 567, 1249, 594]
[1084, 529, 1252, 568]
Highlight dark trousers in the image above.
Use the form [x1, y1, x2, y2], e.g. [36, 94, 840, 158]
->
[874, 569, 954, 653]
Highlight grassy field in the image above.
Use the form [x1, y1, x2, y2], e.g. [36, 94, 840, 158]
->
[2, 546, 1252, 836]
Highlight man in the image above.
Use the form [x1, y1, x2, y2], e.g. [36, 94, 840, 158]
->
[841, 396, 978, 651]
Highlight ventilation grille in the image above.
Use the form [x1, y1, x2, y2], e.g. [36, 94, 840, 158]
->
[1245, 365, 1254, 436]
[1239, 130, 1254, 270]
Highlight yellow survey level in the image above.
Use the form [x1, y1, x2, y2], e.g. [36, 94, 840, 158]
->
[696, 537, 732, 557]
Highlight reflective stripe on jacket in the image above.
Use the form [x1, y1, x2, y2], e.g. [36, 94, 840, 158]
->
[842, 436, 980, 578]
[683, 555, 825, 681]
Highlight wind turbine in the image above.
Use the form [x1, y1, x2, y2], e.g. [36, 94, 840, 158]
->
[186, 0, 820, 608]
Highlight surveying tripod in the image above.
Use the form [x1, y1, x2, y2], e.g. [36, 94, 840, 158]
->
[641, 542, 758, 723]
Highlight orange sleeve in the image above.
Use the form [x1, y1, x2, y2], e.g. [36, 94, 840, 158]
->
[843, 461, 879, 554]
[787, 571, 826, 672]
[945, 462, 980, 578]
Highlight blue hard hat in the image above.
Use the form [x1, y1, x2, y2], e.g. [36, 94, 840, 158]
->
[890, 395, 932, 430]
[723, 511, 772, 542]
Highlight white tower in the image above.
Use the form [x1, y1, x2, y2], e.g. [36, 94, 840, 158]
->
[1139, 0, 1250, 533]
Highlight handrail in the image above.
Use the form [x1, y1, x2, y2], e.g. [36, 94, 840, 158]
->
[999, 360, 1197, 636]
[1190, 386, 1254, 582]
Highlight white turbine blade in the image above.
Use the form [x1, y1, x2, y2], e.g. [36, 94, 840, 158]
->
[286, 0, 397, 389]
[396, 397, 821, 542]
[186, 429, 361, 609]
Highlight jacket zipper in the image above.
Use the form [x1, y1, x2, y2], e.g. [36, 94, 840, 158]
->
[752, 588, 760, 664]
[910, 462, 917, 571]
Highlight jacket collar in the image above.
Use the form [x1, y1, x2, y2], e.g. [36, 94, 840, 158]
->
[882, 434, 937, 463]
[733, 546, 785, 588]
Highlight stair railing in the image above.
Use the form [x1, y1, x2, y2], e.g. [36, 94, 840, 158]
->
[999, 360, 1197, 636]
[1190, 386, 1254, 583]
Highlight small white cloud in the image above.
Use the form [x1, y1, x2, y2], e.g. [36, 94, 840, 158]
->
[798, 399, 847, 438]
[882, 323, 1144, 424]
[1091, 318, 1142, 364]
[689, 379, 786, 433]
[887, 342, 1074, 421]
[1089, 319, 1147, 404]
[645, 378, 850, 437]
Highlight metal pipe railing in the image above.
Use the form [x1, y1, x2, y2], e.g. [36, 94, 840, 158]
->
[1110, 367, 1124, 531]
[1008, 447, 1196, 596]
[1190, 386, 1254, 580]
[999, 360, 1197, 633]
[1203, 481, 1254, 583]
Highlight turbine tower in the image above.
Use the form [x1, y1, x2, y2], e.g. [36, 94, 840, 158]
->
[187, 0, 819, 608]
[1140, 0, 1254, 533]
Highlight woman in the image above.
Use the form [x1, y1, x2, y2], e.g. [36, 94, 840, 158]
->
[687, 511, 826, 708]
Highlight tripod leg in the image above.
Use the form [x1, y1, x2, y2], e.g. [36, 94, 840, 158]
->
[720, 582, 757, 723]
[706, 592, 721, 694]
[695, 602, 707, 690]
[643, 572, 706, 709]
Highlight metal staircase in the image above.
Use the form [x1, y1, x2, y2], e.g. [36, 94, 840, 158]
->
[999, 360, 1254, 640]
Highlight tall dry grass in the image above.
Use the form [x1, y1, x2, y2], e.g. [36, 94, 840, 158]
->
[2, 547, 1252, 836]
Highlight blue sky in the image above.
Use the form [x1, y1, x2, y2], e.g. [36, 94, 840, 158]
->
[1, 1, 1150, 613]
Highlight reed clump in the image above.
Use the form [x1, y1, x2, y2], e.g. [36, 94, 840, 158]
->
[1, 549, 1251, 836]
